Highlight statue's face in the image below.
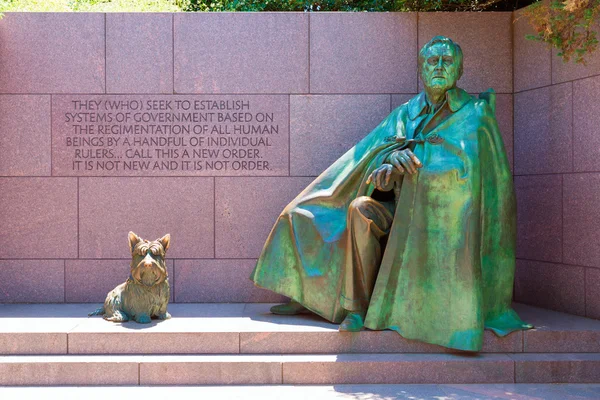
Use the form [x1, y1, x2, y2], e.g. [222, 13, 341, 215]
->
[420, 42, 461, 94]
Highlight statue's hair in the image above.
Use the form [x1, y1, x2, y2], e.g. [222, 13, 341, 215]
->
[418, 36, 464, 78]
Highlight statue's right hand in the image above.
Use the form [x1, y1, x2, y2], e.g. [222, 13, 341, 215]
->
[366, 164, 396, 191]
[388, 149, 422, 175]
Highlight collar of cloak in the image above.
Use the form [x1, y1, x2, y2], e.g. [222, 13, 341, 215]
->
[407, 87, 472, 120]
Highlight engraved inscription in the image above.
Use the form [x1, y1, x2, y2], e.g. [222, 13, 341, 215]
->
[52, 95, 289, 176]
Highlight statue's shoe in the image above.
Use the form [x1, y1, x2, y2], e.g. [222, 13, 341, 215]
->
[270, 301, 307, 315]
[338, 312, 365, 332]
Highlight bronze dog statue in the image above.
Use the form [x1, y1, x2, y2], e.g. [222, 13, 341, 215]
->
[89, 232, 171, 324]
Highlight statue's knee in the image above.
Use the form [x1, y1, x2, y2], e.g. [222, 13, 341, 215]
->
[348, 196, 371, 217]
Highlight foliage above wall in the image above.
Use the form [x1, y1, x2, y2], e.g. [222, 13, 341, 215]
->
[0, 0, 598, 63]
[523, 0, 599, 64]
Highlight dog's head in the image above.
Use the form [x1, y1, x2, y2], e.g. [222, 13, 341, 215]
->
[128, 231, 170, 287]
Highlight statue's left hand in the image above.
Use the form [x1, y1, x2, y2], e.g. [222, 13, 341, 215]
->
[366, 164, 397, 192]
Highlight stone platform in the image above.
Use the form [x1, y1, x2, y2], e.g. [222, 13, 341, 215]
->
[1, 303, 600, 385]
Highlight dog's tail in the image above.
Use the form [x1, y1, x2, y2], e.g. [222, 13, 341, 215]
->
[88, 307, 105, 317]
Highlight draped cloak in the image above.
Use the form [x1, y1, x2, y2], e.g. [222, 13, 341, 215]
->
[250, 87, 531, 351]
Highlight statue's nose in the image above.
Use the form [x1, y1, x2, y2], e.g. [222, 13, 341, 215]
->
[143, 254, 153, 268]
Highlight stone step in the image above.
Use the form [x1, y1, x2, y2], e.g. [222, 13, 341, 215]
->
[1, 303, 599, 355]
[1, 353, 600, 386]
[1, 384, 600, 399]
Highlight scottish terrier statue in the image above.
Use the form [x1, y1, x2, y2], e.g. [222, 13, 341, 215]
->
[89, 232, 171, 323]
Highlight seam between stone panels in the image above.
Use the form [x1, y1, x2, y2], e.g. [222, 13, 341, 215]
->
[0, 175, 321, 179]
[172, 13, 175, 95]
[104, 13, 107, 94]
[50, 95, 53, 176]
[0, 92, 495, 96]
[172, 259, 176, 302]
[308, 12, 311, 94]
[213, 177, 216, 259]
[77, 177, 80, 259]
[389, 94, 392, 113]
[516, 72, 600, 94]
[571, 81, 575, 172]
[288, 95, 291, 176]
[516, 257, 596, 270]
[513, 171, 600, 177]
[561, 174, 564, 264]
[63, 259, 66, 303]
[138, 363, 141, 385]
[550, 37, 553, 85]
[585, 266, 588, 316]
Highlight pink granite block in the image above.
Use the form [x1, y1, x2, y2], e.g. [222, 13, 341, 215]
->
[0, 356, 139, 385]
[0, 96, 50, 176]
[552, 22, 600, 84]
[174, 13, 308, 94]
[282, 354, 514, 384]
[79, 177, 213, 259]
[514, 84, 573, 175]
[107, 13, 173, 94]
[174, 259, 285, 303]
[65, 259, 174, 303]
[0, 333, 67, 355]
[215, 177, 313, 258]
[573, 76, 600, 172]
[515, 260, 585, 316]
[0, 260, 64, 303]
[0, 13, 104, 93]
[563, 174, 600, 268]
[140, 356, 282, 385]
[518, 303, 600, 352]
[290, 95, 390, 176]
[587, 268, 600, 319]
[0, 178, 77, 258]
[513, 8, 552, 92]
[69, 332, 237, 355]
[391, 94, 417, 110]
[515, 175, 562, 262]
[418, 12, 512, 94]
[512, 353, 600, 383]
[310, 13, 417, 94]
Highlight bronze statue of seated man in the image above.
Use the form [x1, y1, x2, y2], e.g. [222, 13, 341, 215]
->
[251, 36, 531, 352]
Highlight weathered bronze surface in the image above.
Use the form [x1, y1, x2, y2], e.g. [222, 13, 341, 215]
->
[89, 232, 171, 324]
[251, 36, 532, 351]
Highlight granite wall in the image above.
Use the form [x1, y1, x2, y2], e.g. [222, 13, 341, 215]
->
[513, 10, 600, 319]
[0, 11, 566, 309]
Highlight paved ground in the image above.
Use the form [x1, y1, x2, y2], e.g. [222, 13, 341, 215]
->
[1, 384, 599, 399]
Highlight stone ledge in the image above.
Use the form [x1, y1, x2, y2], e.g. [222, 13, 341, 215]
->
[0, 303, 599, 355]
[1, 353, 600, 385]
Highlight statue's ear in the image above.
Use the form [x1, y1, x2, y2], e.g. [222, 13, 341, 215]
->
[128, 231, 142, 253]
[158, 234, 170, 252]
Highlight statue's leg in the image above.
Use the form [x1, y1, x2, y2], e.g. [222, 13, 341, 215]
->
[339, 196, 393, 332]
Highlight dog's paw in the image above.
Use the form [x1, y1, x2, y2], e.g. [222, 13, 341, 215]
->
[158, 312, 171, 320]
[135, 314, 151, 324]
[105, 311, 129, 322]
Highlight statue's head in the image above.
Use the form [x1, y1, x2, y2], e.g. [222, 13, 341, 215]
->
[418, 36, 463, 96]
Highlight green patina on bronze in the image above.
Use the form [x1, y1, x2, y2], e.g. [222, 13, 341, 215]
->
[251, 36, 532, 352]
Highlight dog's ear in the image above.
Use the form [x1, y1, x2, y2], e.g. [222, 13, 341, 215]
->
[128, 231, 142, 253]
[158, 234, 170, 252]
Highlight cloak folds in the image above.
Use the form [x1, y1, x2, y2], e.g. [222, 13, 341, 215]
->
[250, 88, 531, 351]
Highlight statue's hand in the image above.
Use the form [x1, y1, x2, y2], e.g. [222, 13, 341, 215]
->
[366, 164, 397, 192]
[388, 149, 423, 175]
